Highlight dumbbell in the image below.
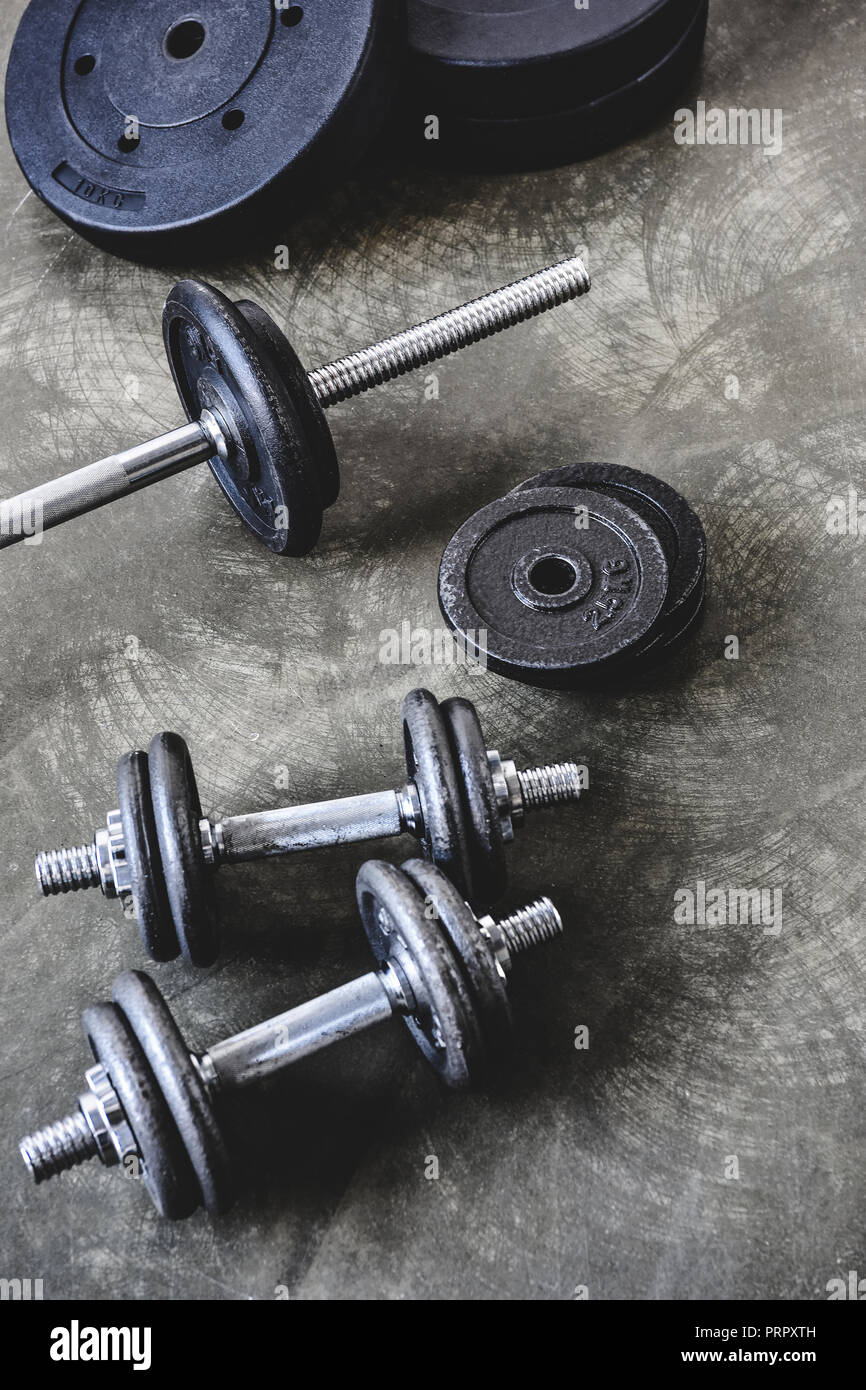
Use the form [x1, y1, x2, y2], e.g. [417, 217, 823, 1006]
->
[0, 256, 589, 555]
[19, 859, 564, 1219]
[35, 688, 582, 966]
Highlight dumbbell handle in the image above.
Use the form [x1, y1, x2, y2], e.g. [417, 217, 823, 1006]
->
[0, 257, 589, 549]
[37, 755, 584, 900]
[20, 896, 562, 1184]
[203, 888, 564, 1090]
[0, 417, 221, 551]
[209, 786, 417, 865]
[200, 969, 400, 1090]
[202, 892, 562, 1089]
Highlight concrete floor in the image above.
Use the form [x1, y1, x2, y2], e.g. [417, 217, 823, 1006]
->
[0, 0, 864, 1300]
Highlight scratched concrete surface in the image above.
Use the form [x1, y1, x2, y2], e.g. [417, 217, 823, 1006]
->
[0, 0, 864, 1301]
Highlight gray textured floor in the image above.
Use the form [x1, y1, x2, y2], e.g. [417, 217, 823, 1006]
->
[1, 0, 864, 1301]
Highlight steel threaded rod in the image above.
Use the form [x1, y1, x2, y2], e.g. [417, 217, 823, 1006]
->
[19, 1112, 98, 1183]
[308, 256, 590, 407]
[517, 761, 583, 811]
[493, 898, 563, 957]
[0, 258, 589, 550]
[35, 843, 101, 896]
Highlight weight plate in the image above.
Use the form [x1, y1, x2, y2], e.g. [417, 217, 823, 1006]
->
[234, 298, 341, 512]
[405, 0, 708, 169]
[402, 689, 473, 898]
[148, 731, 218, 969]
[401, 857, 513, 1065]
[617, 567, 706, 676]
[163, 278, 325, 556]
[513, 462, 707, 655]
[438, 486, 670, 687]
[113, 970, 234, 1215]
[5, 0, 398, 260]
[356, 859, 482, 1088]
[116, 750, 179, 963]
[83, 999, 199, 1220]
[439, 696, 508, 908]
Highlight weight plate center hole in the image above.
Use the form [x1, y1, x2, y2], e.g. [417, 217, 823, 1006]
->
[164, 18, 207, 61]
[530, 555, 577, 595]
[512, 547, 593, 612]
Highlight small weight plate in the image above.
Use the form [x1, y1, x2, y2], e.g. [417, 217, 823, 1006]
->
[438, 487, 670, 687]
[401, 857, 513, 1065]
[623, 567, 706, 675]
[439, 696, 508, 908]
[113, 970, 234, 1215]
[402, 689, 473, 898]
[356, 860, 483, 1088]
[148, 732, 218, 969]
[116, 750, 179, 963]
[514, 462, 707, 657]
[163, 278, 325, 556]
[83, 999, 199, 1219]
[234, 298, 341, 512]
[5, 0, 399, 260]
[405, 0, 708, 169]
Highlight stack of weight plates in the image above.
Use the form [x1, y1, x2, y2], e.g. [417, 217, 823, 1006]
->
[438, 462, 707, 687]
[405, 0, 709, 169]
[4, 0, 710, 260]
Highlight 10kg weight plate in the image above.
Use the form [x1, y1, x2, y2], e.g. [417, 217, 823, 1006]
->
[438, 486, 670, 686]
[5, 0, 398, 259]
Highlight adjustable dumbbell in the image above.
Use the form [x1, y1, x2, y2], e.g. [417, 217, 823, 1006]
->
[36, 688, 581, 967]
[0, 256, 589, 555]
[20, 859, 564, 1219]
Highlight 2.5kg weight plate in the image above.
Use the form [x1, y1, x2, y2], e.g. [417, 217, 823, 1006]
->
[405, 0, 708, 169]
[5, 0, 398, 259]
[513, 462, 707, 671]
[438, 486, 670, 687]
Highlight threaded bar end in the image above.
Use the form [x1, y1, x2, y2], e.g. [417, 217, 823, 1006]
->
[517, 762, 583, 810]
[19, 1112, 98, 1183]
[308, 255, 590, 407]
[35, 843, 100, 896]
[495, 898, 564, 957]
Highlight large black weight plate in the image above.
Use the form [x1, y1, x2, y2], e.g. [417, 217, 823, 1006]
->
[439, 696, 508, 908]
[113, 970, 234, 1215]
[83, 999, 199, 1219]
[356, 860, 483, 1088]
[405, 0, 708, 169]
[439, 486, 670, 687]
[402, 689, 473, 898]
[163, 278, 325, 556]
[5, 0, 398, 260]
[514, 462, 707, 657]
[401, 857, 513, 1066]
[148, 732, 218, 968]
[116, 751, 179, 963]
